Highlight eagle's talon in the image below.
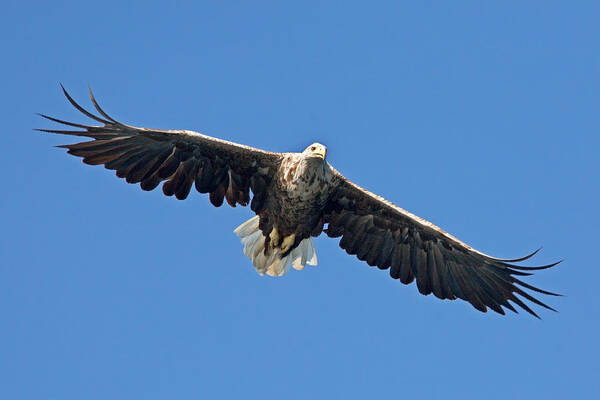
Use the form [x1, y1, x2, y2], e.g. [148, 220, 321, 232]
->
[269, 227, 280, 249]
[280, 233, 296, 253]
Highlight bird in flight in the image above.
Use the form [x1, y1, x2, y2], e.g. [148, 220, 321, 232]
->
[39, 85, 561, 318]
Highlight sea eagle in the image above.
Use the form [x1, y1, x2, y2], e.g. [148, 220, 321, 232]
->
[38, 86, 561, 318]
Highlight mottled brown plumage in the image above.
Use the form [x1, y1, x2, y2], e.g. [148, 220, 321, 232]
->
[39, 86, 561, 318]
[260, 152, 333, 253]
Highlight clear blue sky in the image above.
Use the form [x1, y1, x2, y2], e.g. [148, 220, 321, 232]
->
[1, 1, 598, 399]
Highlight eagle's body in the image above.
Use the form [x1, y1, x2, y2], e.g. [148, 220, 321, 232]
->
[39, 86, 561, 318]
[237, 149, 334, 276]
[266, 152, 333, 244]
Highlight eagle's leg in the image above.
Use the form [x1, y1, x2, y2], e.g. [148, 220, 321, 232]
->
[234, 216, 318, 275]
[269, 227, 281, 249]
[280, 233, 296, 254]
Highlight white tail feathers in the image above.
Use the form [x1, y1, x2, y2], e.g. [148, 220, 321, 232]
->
[233, 216, 317, 277]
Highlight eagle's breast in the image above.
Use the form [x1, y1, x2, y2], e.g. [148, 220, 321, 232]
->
[277, 153, 332, 202]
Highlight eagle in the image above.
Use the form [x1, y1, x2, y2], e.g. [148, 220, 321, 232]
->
[38, 86, 561, 318]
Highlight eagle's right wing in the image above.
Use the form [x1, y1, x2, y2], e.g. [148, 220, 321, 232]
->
[38, 86, 281, 211]
[324, 170, 561, 318]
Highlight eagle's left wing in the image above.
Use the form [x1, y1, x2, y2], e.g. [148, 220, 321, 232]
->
[38, 86, 281, 211]
[323, 170, 561, 318]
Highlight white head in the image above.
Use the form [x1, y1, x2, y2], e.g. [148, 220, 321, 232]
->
[302, 142, 327, 160]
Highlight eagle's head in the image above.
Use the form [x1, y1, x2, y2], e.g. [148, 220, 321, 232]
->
[303, 142, 327, 160]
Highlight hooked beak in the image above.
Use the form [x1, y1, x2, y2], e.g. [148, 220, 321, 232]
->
[314, 148, 326, 160]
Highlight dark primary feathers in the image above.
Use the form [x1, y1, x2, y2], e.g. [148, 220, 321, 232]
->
[40, 86, 561, 318]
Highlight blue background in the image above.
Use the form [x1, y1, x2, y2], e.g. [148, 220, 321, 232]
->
[2, 1, 598, 398]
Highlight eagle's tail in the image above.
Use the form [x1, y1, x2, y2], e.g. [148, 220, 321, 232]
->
[234, 216, 318, 276]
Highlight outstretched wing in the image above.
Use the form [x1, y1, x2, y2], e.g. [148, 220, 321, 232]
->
[324, 171, 561, 318]
[38, 86, 281, 211]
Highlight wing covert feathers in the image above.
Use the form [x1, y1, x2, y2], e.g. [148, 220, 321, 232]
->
[324, 173, 561, 318]
[39, 85, 281, 209]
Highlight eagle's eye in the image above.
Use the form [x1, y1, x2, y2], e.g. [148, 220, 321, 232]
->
[310, 146, 316, 151]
